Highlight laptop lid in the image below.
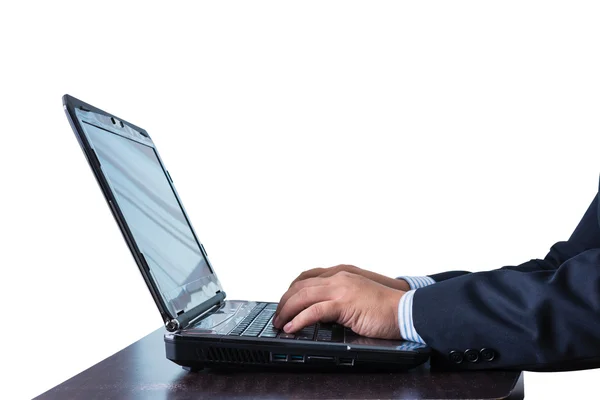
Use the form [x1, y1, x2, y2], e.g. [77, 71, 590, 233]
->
[63, 95, 224, 327]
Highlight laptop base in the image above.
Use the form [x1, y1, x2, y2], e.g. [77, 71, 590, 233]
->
[165, 333, 430, 371]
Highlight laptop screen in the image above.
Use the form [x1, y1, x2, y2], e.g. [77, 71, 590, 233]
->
[75, 108, 221, 318]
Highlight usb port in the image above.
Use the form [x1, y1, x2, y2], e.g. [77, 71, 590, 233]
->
[307, 355, 335, 365]
[272, 353, 287, 362]
[338, 357, 354, 366]
[290, 355, 304, 363]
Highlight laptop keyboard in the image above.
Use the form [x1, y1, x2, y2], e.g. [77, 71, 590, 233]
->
[228, 302, 343, 342]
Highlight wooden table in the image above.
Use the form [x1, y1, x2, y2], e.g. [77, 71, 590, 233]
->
[36, 328, 524, 399]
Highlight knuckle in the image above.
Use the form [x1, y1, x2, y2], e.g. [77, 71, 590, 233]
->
[298, 269, 310, 278]
[338, 285, 350, 296]
[329, 299, 342, 311]
[298, 268, 322, 281]
[297, 287, 309, 301]
[336, 270, 351, 278]
[290, 280, 302, 291]
[328, 265, 342, 274]
[297, 271, 309, 279]
[310, 303, 323, 319]
[336, 264, 350, 272]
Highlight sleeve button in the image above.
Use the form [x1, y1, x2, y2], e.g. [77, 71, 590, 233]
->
[480, 348, 495, 361]
[449, 350, 464, 364]
[464, 349, 479, 363]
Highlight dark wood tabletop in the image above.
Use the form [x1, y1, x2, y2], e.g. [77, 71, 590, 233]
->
[36, 327, 524, 400]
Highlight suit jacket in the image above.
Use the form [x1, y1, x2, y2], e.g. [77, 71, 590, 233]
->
[415, 187, 600, 372]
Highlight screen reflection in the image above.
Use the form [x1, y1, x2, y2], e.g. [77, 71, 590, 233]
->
[83, 122, 213, 316]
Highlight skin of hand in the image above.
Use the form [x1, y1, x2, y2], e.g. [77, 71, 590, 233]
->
[286, 264, 411, 292]
[272, 270, 406, 340]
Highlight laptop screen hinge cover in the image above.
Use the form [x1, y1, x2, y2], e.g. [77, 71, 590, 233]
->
[165, 290, 226, 332]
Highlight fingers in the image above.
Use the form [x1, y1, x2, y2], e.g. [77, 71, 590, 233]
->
[315, 268, 346, 279]
[275, 277, 327, 317]
[283, 301, 340, 333]
[274, 285, 336, 329]
[287, 265, 355, 288]
[288, 267, 326, 288]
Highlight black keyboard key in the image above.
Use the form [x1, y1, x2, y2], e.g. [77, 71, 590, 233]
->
[259, 317, 279, 337]
[316, 332, 332, 341]
[229, 303, 283, 337]
[316, 322, 333, 341]
[231, 304, 349, 342]
[295, 325, 316, 340]
[236, 304, 278, 337]
[331, 324, 345, 342]
[259, 330, 278, 338]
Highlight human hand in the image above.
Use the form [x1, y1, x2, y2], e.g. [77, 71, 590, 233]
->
[273, 271, 406, 340]
[287, 264, 410, 292]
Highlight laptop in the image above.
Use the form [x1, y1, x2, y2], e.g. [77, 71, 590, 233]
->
[63, 94, 430, 371]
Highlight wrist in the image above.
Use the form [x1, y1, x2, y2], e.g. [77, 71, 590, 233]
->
[391, 278, 410, 291]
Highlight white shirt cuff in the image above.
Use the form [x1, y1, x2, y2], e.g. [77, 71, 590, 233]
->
[397, 275, 435, 290]
[397, 289, 426, 344]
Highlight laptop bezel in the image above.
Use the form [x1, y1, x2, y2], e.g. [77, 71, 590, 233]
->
[62, 94, 225, 327]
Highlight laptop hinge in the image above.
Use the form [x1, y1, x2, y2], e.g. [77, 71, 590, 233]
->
[165, 290, 226, 332]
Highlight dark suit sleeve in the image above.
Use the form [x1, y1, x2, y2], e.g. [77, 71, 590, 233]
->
[427, 193, 600, 281]
[414, 248, 600, 371]
[412, 192, 600, 371]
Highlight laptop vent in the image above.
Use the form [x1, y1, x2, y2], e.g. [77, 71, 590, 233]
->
[198, 347, 270, 364]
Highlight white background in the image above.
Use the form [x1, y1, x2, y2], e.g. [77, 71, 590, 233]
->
[1, 1, 600, 399]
